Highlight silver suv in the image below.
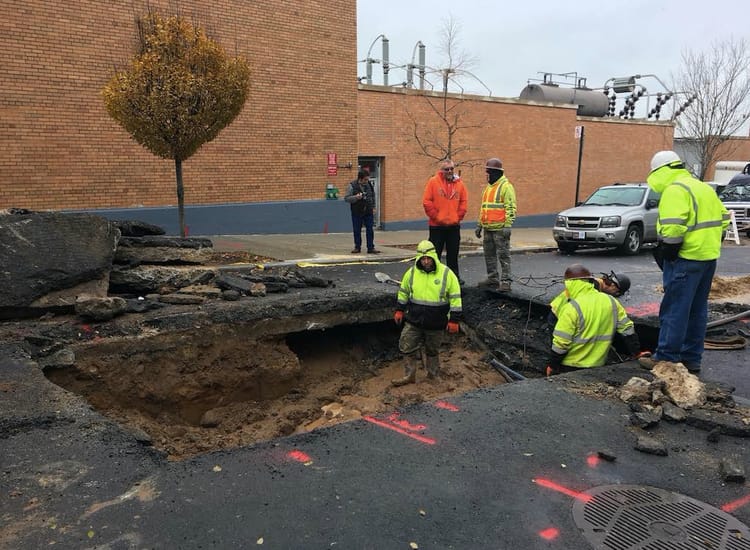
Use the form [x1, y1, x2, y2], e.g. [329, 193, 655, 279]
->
[553, 183, 660, 255]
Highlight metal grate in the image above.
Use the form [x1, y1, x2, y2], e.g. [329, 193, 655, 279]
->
[572, 485, 750, 550]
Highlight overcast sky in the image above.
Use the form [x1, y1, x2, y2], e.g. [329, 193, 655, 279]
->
[357, 0, 748, 102]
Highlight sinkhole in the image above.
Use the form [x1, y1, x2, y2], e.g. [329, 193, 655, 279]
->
[44, 319, 512, 460]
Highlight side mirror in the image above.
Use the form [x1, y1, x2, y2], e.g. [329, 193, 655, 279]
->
[646, 199, 659, 209]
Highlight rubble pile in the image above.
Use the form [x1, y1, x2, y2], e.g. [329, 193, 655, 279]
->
[0, 211, 333, 322]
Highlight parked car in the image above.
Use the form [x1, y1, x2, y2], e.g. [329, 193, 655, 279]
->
[553, 183, 660, 255]
[718, 173, 750, 237]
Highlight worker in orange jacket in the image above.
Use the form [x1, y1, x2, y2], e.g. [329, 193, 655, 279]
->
[422, 159, 468, 284]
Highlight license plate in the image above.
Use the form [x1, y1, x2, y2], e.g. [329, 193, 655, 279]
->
[569, 231, 586, 240]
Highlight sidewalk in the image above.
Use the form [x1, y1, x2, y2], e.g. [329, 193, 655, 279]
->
[209, 227, 558, 263]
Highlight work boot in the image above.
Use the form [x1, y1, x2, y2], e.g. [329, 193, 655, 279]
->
[682, 361, 701, 373]
[638, 355, 657, 370]
[425, 355, 440, 379]
[391, 363, 417, 387]
[498, 281, 512, 292]
[477, 278, 499, 288]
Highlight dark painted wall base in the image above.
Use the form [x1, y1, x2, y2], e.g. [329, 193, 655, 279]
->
[69, 201, 556, 235]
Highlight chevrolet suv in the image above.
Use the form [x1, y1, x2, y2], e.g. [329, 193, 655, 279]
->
[553, 183, 660, 255]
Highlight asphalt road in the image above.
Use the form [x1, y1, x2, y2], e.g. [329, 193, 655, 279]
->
[2, 247, 750, 549]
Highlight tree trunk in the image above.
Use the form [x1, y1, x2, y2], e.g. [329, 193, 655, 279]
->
[175, 158, 185, 237]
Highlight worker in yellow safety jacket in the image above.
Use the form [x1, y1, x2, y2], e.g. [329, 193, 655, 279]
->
[638, 151, 731, 373]
[548, 273, 640, 375]
[475, 158, 517, 292]
[392, 240, 463, 386]
[548, 268, 631, 325]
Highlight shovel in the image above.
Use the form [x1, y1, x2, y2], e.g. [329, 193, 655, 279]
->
[375, 272, 401, 287]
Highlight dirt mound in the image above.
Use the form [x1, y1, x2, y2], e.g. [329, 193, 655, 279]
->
[710, 275, 750, 300]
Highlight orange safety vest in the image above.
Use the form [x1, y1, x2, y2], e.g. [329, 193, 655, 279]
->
[479, 177, 510, 228]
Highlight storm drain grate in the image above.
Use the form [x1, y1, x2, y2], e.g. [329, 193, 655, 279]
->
[572, 484, 750, 549]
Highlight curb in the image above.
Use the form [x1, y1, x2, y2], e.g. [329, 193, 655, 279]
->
[217, 246, 558, 271]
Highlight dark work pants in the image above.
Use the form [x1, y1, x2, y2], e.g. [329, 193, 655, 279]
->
[351, 212, 375, 251]
[428, 225, 461, 280]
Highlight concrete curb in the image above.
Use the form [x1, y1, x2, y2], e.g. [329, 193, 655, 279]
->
[217, 245, 559, 271]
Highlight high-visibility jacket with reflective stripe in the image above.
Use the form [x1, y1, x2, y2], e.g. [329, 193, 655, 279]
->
[478, 176, 516, 230]
[397, 246, 462, 330]
[646, 166, 730, 261]
[552, 279, 635, 368]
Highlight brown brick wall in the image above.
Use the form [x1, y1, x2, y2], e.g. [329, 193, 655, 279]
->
[358, 87, 675, 224]
[0, 0, 358, 210]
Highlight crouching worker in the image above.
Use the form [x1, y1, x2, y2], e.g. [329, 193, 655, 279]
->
[547, 265, 640, 376]
[392, 240, 463, 386]
[548, 265, 631, 326]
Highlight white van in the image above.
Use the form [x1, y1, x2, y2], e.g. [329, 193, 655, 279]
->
[713, 161, 750, 185]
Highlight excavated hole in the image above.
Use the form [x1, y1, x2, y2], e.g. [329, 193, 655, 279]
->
[45, 321, 506, 460]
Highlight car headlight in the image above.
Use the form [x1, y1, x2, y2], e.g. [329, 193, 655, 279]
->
[555, 215, 567, 227]
[600, 216, 621, 228]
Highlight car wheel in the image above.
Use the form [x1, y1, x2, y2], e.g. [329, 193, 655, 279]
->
[558, 243, 577, 255]
[619, 224, 642, 255]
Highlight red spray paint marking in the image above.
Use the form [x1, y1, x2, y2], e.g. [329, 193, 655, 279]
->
[286, 450, 313, 464]
[323, 222, 328, 234]
[586, 454, 600, 468]
[533, 478, 593, 503]
[184, 225, 189, 236]
[434, 400, 460, 412]
[363, 415, 436, 445]
[626, 302, 660, 317]
[721, 492, 750, 513]
[539, 527, 560, 541]
[387, 413, 426, 431]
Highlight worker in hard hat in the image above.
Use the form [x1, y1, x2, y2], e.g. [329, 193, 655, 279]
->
[547, 264, 640, 376]
[391, 240, 463, 386]
[476, 157, 517, 292]
[638, 151, 730, 374]
[548, 266, 632, 325]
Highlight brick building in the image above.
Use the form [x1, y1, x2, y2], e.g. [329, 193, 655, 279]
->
[1, 0, 678, 234]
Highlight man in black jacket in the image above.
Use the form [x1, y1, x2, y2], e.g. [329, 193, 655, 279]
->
[344, 170, 380, 254]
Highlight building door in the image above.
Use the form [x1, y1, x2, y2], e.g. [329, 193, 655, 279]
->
[358, 157, 382, 228]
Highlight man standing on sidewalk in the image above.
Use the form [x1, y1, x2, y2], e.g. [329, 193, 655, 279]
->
[639, 151, 730, 373]
[344, 170, 380, 254]
[476, 158, 516, 292]
[422, 159, 468, 284]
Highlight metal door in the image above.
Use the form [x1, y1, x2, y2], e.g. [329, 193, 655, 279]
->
[358, 157, 382, 228]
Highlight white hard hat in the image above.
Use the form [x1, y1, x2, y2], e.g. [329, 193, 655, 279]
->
[650, 150, 681, 172]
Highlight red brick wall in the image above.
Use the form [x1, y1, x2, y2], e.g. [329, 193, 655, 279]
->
[0, 0, 357, 210]
[358, 86, 674, 223]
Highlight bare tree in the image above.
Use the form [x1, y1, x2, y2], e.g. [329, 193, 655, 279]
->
[673, 38, 750, 179]
[405, 16, 486, 166]
[103, 11, 250, 237]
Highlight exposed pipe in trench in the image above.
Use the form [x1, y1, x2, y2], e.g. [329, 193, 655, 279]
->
[489, 358, 527, 381]
[706, 309, 750, 329]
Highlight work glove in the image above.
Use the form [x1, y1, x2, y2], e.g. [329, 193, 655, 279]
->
[661, 242, 681, 262]
[474, 226, 482, 239]
[545, 365, 556, 377]
[446, 321, 460, 334]
[393, 310, 404, 326]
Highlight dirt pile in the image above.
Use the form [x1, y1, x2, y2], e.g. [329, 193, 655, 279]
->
[710, 275, 750, 301]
